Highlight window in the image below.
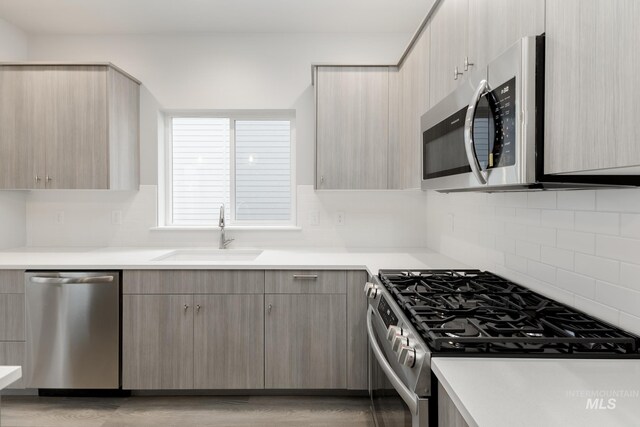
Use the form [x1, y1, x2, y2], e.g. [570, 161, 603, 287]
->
[163, 113, 294, 227]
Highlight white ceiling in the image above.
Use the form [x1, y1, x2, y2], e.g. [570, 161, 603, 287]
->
[0, 0, 429, 35]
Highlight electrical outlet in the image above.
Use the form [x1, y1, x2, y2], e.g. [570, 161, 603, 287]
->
[445, 213, 454, 233]
[55, 211, 65, 225]
[307, 211, 319, 226]
[112, 210, 123, 225]
[335, 211, 346, 226]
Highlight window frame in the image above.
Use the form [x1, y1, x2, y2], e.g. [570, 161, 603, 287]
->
[160, 110, 296, 228]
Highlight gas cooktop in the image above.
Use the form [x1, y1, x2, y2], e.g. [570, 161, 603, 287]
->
[378, 269, 640, 357]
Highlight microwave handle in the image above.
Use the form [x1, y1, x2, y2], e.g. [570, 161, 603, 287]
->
[464, 79, 488, 185]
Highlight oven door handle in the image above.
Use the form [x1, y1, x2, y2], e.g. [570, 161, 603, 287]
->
[464, 79, 489, 185]
[366, 306, 419, 415]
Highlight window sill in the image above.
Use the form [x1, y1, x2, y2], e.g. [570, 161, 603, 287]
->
[150, 225, 302, 232]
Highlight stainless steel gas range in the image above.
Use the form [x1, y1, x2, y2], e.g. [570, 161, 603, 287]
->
[365, 269, 640, 427]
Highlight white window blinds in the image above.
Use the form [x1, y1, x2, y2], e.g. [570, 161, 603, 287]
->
[171, 117, 231, 225]
[168, 116, 292, 226]
[235, 120, 291, 222]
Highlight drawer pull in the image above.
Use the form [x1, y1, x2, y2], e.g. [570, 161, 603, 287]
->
[292, 274, 318, 280]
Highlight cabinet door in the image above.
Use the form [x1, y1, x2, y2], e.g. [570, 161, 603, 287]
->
[429, 0, 468, 107]
[0, 66, 49, 189]
[468, 0, 545, 70]
[316, 66, 389, 189]
[545, 0, 640, 174]
[46, 66, 109, 189]
[194, 294, 264, 389]
[265, 294, 346, 389]
[389, 28, 430, 189]
[123, 295, 194, 389]
[346, 271, 368, 390]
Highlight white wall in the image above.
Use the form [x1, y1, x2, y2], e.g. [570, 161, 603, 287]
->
[0, 18, 28, 249]
[24, 32, 429, 249]
[426, 189, 640, 335]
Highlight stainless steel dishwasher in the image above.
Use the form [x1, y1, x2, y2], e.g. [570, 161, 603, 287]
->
[25, 271, 120, 389]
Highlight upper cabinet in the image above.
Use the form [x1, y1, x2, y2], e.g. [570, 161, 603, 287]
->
[467, 0, 545, 71]
[0, 64, 140, 190]
[429, 0, 468, 107]
[315, 66, 389, 190]
[544, 0, 640, 175]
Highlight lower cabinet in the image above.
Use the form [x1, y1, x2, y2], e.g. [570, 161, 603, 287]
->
[123, 295, 194, 389]
[122, 269, 368, 391]
[123, 294, 264, 390]
[264, 294, 346, 389]
[194, 294, 264, 389]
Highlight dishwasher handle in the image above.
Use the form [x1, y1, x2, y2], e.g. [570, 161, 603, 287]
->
[30, 276, 115, 284]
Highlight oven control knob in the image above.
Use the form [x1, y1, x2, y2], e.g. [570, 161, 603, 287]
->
[386, 325, 407, 341]
[398, 345, 416, 368]
[392, 334, 409, 352]
[364, 282, 379, 299]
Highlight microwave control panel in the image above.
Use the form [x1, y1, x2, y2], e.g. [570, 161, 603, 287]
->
[488, 77, 517, 169]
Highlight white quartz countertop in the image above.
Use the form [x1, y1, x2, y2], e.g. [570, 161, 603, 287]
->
[0, 366, 21, 390]
[0, 247, 466, 274]
[432, 357, 640, 427]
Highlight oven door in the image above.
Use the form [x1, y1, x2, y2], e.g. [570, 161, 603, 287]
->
[367, 307, 428, 427]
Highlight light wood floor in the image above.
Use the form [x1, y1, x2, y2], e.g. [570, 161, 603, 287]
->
[0, 395, 375, 427]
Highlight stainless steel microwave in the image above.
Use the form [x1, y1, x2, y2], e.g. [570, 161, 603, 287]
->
[421, 35, 541, 192]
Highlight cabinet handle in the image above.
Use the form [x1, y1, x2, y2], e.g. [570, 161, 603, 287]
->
[268, 304, 272, 314]
[34, 175, 41, 183]
[464, 56, 474, 71]
[454, 66, 463, 80]
[293, 274, 318, 280]
[183, 304, 189, 312]
[46, 175, 52, 183]
[196, 304, 201, 313]
[320, 175, 324, 184]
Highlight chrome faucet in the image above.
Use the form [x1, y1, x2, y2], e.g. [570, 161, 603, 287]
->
[218, 204, 234, 249]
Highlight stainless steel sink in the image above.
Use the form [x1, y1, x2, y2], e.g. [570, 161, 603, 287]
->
[152, 249, 263, 262]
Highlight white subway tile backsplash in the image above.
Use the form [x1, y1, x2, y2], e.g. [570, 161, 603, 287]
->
[574, 211, 619, 235]
[597, 189, 640, 213]
[619, 262, 640, 292]
[527, 260, 556, 283]
[595, 281, 640, 318]
[426, 187, 640, 333]
[540, 209, 574, 230]
[619, 311, 640, 335]
[557, 191, 596, 211]
[556, 269, 595, 299]
[620, 214, 640, 239]
[527, 191, 557, 209]
[596, 235, 640, 265]
[574, 253, 619, 284]
[526, 225, 556, 246]
[516, 240, 540, 261]
[540, 246, 574, 270]
[557, 230, 596, 254]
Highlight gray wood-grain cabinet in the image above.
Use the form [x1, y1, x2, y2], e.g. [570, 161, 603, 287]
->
[544, 0, 640, 174]
[0, 64, 140, 190]
[0, 270, 25, 389]
[265, 293, 347, 389]
[429, 0, 468, 107]
[315, 66, 390, 190]
[438, 382, 470, 427]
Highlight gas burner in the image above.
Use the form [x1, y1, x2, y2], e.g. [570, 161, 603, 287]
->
[440, 320, 481, 338]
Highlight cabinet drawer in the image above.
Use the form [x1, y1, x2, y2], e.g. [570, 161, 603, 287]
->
[0, 270, 24, 293]
[0, 342, 25, 389]
[0, 294, 24, 341]
[123, 270, 265, 294]
[265, 270, 346, 294]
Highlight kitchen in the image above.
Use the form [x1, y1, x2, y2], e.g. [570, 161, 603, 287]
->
[0, 0, 639, 426]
